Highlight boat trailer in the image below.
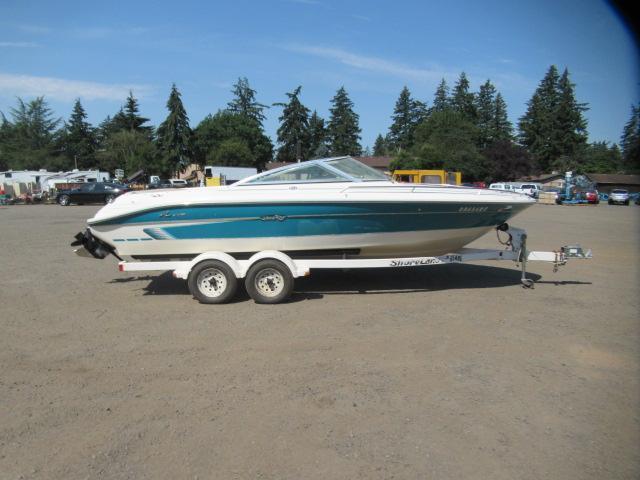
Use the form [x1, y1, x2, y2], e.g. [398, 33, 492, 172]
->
[96, 224, 592, 304]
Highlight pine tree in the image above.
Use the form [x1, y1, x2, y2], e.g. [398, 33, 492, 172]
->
[62, 99, 97, 169]
[518, 65, 561, 171]
[227, 77, 268, 127]
[121, 91, 152, 133]
[620, 103, 640, 172]
[156, 84, 193, 175]
[274, 86, 310, 162]
[451, 72, 476, 120]
[553, 68, 588, 162]
[492, 93, 513, 142]
[432, 79, 450, 113]
[5, 97, 61, 169]
[475, 80, 496, 149]
[373, 134, 387, 156]
[327, 87, 361, 156]
[518, 66, 589, 172]
[307, 111, 328, 159]
[387, 86, 428, 152]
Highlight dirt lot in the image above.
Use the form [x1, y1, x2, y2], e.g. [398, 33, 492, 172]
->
[1, 203, 638, 479]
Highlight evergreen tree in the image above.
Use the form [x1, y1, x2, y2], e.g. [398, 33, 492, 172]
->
[274, 86, 310, 162]
[492, 93, 513, 142]
[227, 77, 268, 127]
[3, 97, 62, 170]
[518, 65, 561, 171]
[519, 66, 589, 172]
[307, 111, 328, 159]
[387, 86, 428, 152]
[432, 79, 450, 113]
[156, 84, 193, 174]
[620, 103, 640, 172]
[582, 141, 623, 173]
[373, 134, 387, 156]
[451, 72, 476, 120]
[60, 99, 97, 169]
[327, 87, 361, 156]
[116, 92, 153, 134]
[553, 68, 588, 162]
[475, 80, 497, 149]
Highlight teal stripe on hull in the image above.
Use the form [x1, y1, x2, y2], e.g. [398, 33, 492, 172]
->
[91, 202, 527, 240]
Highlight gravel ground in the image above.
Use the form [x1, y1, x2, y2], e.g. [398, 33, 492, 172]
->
[0, 202, 638, 480]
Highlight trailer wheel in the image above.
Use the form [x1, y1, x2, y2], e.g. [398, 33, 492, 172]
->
[188, 260, 238, 304]
[245, 259, 294, 304]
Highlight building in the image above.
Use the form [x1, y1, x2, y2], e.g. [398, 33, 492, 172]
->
[586, 174, 640, 194]
[516, 173, 565, 188]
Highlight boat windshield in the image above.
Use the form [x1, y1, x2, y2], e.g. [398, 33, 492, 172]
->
[242, 157, 388, 185]
[244, 163, 349, 184]
[325, 157, 389, 181]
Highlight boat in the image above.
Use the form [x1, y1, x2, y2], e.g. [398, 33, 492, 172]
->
[73, 156, 534, 261]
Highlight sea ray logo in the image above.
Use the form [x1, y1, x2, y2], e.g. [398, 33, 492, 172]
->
[159, 211, 186, 218]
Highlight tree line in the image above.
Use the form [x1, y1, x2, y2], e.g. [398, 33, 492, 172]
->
[0, 66, 638, 182]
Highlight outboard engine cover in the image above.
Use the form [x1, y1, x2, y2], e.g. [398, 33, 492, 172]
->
[71, 230, 114, 259]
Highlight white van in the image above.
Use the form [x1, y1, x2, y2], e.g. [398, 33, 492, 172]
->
[489, 183, 517, 191]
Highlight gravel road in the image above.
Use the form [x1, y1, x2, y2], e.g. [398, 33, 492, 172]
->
[1, 203, 638, 479]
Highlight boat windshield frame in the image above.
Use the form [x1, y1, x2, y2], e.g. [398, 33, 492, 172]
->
[235, 156, 389, 186]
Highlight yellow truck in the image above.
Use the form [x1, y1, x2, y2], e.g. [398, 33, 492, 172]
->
[392, 169, 462, 185]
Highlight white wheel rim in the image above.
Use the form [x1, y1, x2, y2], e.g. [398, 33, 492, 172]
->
[197, 268, 228, 298]
[61, 196, 68, 205]
[254, 268, 284, 298]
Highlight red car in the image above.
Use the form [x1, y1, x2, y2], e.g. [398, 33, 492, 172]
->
[584, 190, 599, 204]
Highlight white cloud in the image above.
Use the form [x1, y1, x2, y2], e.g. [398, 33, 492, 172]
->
[284, 44, 453, 82]
[0, 73, 154, 101]
[0, 41, 38, 48]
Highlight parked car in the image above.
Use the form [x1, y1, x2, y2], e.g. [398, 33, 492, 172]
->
[168, 179, 188, 188]
[148, 178, 172, 189]
[56, 182, 129, 206]
[583, 190, 599, 204]
[608, 189, 630, 205]
[518, 183, 542, 198]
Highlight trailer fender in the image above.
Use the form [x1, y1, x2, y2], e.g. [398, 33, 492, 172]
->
[175, 252, 242, 280]
[245, 251, 306, 278]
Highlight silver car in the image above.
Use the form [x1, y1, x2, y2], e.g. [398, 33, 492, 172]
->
[608, 189, 630, 205]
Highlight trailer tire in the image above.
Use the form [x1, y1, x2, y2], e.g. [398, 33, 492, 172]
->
[188, 260, 238, 304]
[245, 259, 294, 304]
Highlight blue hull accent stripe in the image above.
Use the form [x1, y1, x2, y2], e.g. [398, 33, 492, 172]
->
[95, 202, 528, 241]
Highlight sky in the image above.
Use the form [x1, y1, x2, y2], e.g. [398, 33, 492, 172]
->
[0, 0, 638, 151]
